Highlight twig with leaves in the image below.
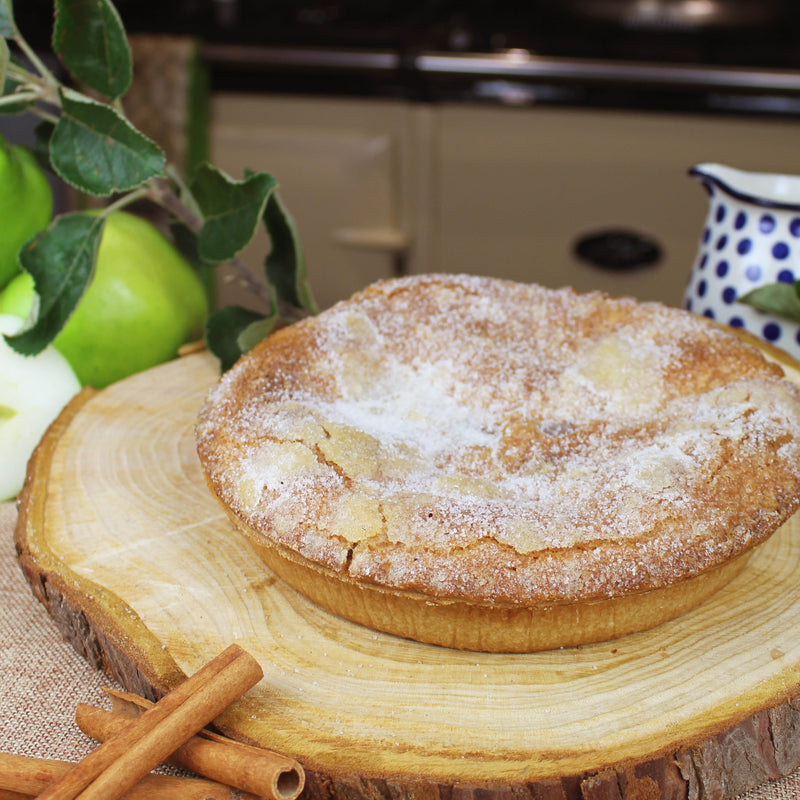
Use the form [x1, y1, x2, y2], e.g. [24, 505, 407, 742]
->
[0, 0, 318, 371]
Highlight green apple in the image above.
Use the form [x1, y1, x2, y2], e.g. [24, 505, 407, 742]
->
[0, 313, 81, 501]
[0, 135, 53, 290]
[0, 271, 35, 321]
[0, 210, 209, 389]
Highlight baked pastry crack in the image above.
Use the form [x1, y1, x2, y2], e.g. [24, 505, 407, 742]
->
[196, 274, 800, 651]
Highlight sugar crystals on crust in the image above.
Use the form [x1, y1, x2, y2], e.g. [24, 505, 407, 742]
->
[196, 274, 800, 627]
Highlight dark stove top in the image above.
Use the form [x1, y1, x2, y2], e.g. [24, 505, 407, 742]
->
[13, 1, 800, 113]
[15, 1, 800, 68]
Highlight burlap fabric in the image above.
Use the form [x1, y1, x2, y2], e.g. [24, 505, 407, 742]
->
[0, 501, 122, 763]
[3, 497, 800, 798]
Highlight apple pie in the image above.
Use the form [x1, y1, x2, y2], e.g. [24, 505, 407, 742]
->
[196, 274, 800, 651]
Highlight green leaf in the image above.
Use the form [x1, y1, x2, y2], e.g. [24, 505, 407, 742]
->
[4, 213, 105, 356]
[205, 302, 278, 372]
[263, 191, 317, 314]
[168, 220, 202, 266]
[53, 0, 132, 100]
[0, 403, 16, 421]
[190, 163, 278, 264]
[237, 313, 280, 355]
[50, 89, 165, 196]
[738, 282, 800, 323]
[0, 0, 16, 37]
[32, 119, 54, 170]
[168, 220, 215, 304]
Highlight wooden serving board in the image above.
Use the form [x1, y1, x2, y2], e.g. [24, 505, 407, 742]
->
[15, 349, 800, 800]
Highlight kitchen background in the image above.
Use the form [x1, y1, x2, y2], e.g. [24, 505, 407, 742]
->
[7, 0, 800, 312]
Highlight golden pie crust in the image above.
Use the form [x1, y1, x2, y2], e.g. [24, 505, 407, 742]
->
[196, 274, 800, 651]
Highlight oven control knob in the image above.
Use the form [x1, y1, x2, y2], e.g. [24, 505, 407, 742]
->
[573, 228, 662, 271]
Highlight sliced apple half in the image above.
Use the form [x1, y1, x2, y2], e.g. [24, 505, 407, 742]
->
[0, 313, 80, 501]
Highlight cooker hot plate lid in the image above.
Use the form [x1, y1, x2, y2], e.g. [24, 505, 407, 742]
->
[543, 0, 788, 30]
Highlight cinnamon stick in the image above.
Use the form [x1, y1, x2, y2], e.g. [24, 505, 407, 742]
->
[75, 701, 304, 800]
[36, 643, 263, 800]
[0, 789, 30, 800]
[0, 752, 260, 799]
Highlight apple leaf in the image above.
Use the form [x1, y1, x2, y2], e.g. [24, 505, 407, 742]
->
[32, 119, 54, 170]
[168, 220, 202, 266]
[190, 163, 278, 264]
[237, 311, 280, 356]
[167, 220, 216, 302]
[205, 302, 279, 372]
[738, 282, 800, 323]
[53, 0, 132, 100]
[4, 213, 105, 356]
[50, 89, 165, 196]
[0, 0, 15, 37]
[264, 191, 317, 314]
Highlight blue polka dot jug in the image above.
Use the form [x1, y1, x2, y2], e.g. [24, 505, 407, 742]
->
[684, 163, 800, 360]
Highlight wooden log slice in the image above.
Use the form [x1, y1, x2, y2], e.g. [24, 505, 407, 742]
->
[14, 349, 800, 800]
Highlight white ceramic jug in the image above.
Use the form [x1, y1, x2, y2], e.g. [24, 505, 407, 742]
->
[684, 163, 800, 359]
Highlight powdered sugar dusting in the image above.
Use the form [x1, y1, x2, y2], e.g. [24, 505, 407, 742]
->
[197, 274, 800, 602]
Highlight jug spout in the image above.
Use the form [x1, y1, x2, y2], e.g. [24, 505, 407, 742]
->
[690, 163, 800, 211]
